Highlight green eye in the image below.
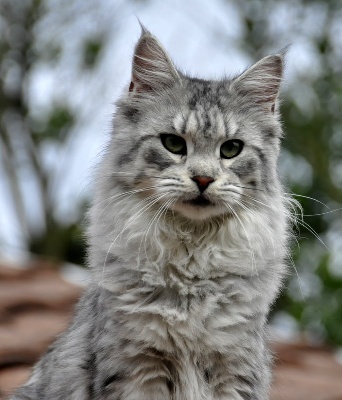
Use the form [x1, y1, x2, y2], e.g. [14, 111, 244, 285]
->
[161, 134, 187, 155]
[220, 139, 244, 159]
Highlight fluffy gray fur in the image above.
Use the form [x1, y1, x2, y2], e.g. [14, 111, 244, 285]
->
[11, 30, 293, 400]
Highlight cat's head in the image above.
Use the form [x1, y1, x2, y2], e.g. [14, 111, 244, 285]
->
[110, 29, 284, 221]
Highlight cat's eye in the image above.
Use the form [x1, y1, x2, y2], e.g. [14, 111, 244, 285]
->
[220, 140, 244, 159]
[160, 134, 187, 155]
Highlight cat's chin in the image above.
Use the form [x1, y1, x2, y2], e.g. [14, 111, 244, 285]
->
[172, 202, 227, 221]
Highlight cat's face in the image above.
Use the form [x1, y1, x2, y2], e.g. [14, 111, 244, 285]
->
[111, 31, 283, 221]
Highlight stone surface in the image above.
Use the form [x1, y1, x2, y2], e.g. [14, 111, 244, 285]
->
[270, 342, 342, 400]
[0, 367, 31, 399]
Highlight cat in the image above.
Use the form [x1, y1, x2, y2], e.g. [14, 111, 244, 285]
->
[11, 27, 292, 400]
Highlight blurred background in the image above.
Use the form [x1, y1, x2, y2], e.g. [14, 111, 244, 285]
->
[0, 0, 342, 355]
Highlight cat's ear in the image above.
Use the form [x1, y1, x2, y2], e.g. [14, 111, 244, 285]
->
[129, 29, 180, 94]
[232, 54, 284, 113]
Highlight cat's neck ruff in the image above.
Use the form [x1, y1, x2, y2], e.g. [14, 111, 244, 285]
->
[91, 190, 286, 292]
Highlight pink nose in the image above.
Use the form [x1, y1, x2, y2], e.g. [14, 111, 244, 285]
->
[191, 176, 215, 193]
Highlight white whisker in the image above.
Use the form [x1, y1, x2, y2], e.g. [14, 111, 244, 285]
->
[224, 201, 257, 276]
[95, 187, 160, 225]
[100, 193, 168, 286]
[235, 198, 276, 259]
[289, 193, 330, 209]
[297, 219, 330, 252]
[137, 195, 172, 265]
[287, 249, 305, 301]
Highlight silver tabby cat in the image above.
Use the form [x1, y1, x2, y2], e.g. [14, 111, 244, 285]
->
[12, 29, 292, 400]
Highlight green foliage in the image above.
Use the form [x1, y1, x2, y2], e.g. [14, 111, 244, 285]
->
[40, 42, 62, 63]
[32, 107, 75, 143]
[82, 38, 103, 69]
[312, 258, 342, 344]
[29, 220, 86, 266]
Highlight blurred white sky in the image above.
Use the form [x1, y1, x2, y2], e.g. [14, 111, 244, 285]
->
[0, 0, 337, 257]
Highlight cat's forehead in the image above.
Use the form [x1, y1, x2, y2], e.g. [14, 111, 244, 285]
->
[169, 79, 242, 140]
[186, 79, 225, 105]
[172, 106, 239, 140]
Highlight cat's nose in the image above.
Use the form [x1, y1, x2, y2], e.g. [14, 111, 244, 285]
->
[191, 176, 215, 193]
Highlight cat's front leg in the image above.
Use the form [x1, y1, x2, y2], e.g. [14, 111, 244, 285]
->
[105, 355, 174, 400]
[208, 353, 271, 400]
[211, 377, 269, 400]
[119, 379, 173, 400]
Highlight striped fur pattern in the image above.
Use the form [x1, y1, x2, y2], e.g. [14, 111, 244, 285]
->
[12, 30, 291, 400]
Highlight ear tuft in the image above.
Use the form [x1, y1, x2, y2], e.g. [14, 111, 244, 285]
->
[232, 54, 284, 112]
[136, 18, 148, 35]
[130, 31, 180, 94]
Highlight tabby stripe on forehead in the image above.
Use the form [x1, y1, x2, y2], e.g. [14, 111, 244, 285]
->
[215, 110, 226, 137]
[203, 113, 211, 136]
[185, 110, 199, 134]
[173, 113, 186, 134]
[225, 116, 239, 137]
[194, 105, 211, 136]
[195, 109, 204, 134]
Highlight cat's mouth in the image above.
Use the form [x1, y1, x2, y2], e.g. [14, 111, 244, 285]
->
[183, 195, 213, 207]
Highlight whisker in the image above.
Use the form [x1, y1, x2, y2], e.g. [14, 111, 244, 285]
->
[101, 193, 169, 285]
[240, 193, 328, 248]
[225, 190, 327, 248]
[107, 172, 177, 181]
[94, 186, 160, 224]
[239, 192, 299, 224]
[120, 193, 165, 229]
[234, 195, 305, 299]
[96, 186, 159, 207]
[238, 192, 274, 210]
[150, 198, 175, 258]
[155, 198, 175, 236]
[296, 219, 330, 252]
[288, 193, 330, 210]
[287, 250, 305, 301]
[223, 201, 257, 275]
[160, 184, 184, 188]
[231, 184, 265, 192]
[297, 207, 342, 217]
[235, 199, 276, 259]
[138, 195, 172, 264]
